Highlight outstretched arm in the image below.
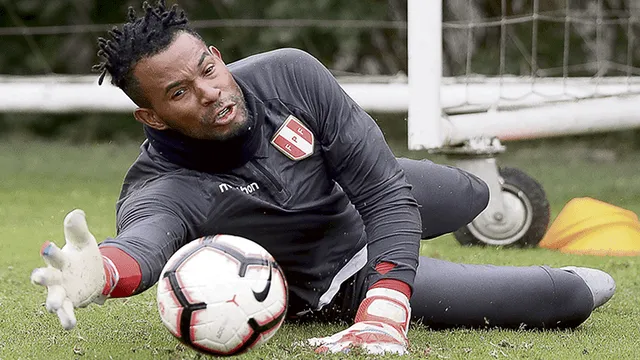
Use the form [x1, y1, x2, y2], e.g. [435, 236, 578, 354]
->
[98, 212, 189, 298]
[30, 206, 188, 330]
[100, 173, 211, 297]
[31, 176, 208, 330]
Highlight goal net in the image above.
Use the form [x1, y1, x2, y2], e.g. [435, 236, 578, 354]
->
[2, 1, 639, 146]
[438, 0, 640, 144]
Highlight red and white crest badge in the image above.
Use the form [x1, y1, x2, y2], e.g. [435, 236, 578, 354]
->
[271, 115, 314, 160]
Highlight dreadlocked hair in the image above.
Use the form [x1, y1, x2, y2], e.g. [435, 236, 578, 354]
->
[92, 0, 201, 106]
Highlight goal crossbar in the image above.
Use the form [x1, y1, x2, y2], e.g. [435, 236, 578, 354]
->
[2, 74, 639, 145]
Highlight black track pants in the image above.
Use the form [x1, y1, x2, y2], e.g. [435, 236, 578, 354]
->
[410, 257, 595, 329]
[397, 158, 490, 239]
[396, 158, 594, 329]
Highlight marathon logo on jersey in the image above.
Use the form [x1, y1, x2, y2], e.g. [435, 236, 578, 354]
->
[271, 115, 314, 161]
[219, 182, 260, 194]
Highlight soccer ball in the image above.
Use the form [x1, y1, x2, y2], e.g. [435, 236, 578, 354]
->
[156, 234, 288, 355]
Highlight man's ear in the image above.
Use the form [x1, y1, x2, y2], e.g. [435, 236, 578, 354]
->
[133, 108, 168, 130]
[208, 46, 222, 60]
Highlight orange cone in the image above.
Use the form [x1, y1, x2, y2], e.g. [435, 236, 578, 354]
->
[540, 197, 640, 256]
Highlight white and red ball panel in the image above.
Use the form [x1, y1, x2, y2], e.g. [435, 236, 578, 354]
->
[156, 276, 183, 338]
[174, 246, 243, 304]
[189, 302, 251, 354]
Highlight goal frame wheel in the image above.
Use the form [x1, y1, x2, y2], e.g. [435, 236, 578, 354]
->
[454, 167, 550, 247]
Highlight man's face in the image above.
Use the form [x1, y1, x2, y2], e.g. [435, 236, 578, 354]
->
[132, 32, 248, 141]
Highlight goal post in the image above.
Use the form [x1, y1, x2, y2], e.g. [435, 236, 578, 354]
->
[408, 0, 640, 147]
[407, 0, 445, 150]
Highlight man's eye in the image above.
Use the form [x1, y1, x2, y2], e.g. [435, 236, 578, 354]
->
[173, 89, 185, 98]
[204, 65, 215, 75]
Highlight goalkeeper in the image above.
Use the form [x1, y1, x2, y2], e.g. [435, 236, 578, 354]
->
[31, 1, 615, 355]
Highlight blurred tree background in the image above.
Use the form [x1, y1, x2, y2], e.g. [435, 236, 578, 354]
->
[0, 0, 638, 148]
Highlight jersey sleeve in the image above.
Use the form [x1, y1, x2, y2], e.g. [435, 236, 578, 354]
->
[279, 49, 423, 291]
[99, 175, 209, 295]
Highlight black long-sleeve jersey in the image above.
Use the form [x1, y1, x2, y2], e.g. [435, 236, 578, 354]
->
[100, 48, 422, 315]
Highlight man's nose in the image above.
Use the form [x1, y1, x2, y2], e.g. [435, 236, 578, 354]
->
[196, 81, 221, 106]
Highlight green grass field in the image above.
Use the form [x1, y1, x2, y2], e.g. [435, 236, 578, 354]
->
[1, 138, 639, 359]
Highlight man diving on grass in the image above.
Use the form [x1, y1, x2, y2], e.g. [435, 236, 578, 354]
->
[31, 1, 615, 355]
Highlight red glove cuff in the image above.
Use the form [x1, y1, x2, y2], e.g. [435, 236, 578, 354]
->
[100, 246, 142, 297]
[369, 278, 411, 299]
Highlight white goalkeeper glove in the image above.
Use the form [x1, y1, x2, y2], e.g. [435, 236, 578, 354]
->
[308, 288, 411, 355]
[30, 209, 107, 330]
